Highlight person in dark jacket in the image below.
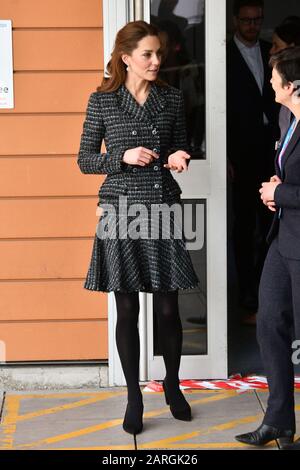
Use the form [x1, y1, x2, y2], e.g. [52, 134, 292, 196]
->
[270, 17, 300, 57]
[227, 0, 279, 324]
[77, 21, 199, 436]
[270, 16, 300, 140]
[236, 46, 300, 447]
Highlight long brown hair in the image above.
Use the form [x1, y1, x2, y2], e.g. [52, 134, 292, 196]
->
[97, 21, 166, 93]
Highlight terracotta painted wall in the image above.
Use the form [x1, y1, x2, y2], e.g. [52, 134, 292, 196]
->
[0, 0, 108, 361]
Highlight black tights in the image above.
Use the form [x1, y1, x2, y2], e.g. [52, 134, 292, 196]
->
[114, 291, 182, 404]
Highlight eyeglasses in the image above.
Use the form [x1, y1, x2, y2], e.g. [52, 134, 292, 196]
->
[237, 16, 264, 26]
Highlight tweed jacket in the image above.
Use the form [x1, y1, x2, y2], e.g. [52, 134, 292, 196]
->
[77, 83, 188, 207]
[77, 83, 200, 293]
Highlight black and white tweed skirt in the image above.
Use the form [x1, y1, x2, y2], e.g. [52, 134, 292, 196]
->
[83, 197, 199, 293]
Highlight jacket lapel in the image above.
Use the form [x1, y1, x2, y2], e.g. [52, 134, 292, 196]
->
[116, 83, 167, 122]
[260, 41, 272, 88]
[231, 40, 262, 96]
[275, 144, 281, 176]
[280, 120, 300, 177]
[143, 83, 167, 120]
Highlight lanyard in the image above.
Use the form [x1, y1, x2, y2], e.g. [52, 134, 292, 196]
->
[277, 117, 297, 220]
[278, 117, 297, 170]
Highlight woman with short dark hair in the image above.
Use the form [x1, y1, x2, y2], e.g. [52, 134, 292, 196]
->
[270, 20, 300, 56]
[270, 17, 300, 140]
[236, 46, 300, 447]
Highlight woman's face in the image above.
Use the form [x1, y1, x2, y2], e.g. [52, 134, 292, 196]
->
[124, 35, 162, 82]
[270, 32, 291, 55]
[271, 67, 291, 105]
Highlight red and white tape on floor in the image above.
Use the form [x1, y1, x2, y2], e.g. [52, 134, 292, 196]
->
[144, 374, 300, 392]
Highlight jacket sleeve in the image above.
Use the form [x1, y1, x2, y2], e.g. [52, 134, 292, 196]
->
[77, 92, 125, 175]
[168, 91, 189, 156]
[274, 183, 300, 209]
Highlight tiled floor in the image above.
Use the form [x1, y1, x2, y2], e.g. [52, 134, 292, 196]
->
[0, 388, 299, 450]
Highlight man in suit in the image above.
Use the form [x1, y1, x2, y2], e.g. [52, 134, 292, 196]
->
[227, 0, 279, 324]
[236, 46, 300, 447]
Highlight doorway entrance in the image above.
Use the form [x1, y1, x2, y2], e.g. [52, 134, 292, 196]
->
[226, 0, 300, 376]
[105, 0, 227, 386]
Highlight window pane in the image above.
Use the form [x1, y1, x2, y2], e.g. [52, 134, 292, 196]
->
[153, 199, 208, 356]
[151, 0, 206, 159]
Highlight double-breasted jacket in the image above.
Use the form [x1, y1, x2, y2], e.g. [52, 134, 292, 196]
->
[77, 82, 199, 292]
[77, 83, 187, 206]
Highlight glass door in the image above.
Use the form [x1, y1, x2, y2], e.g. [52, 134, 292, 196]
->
[105, 0, 227, 384]
[145, 0, 227, 380]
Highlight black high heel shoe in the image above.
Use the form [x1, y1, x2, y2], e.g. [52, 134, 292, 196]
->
[123, 401, 144, 435]
[235, 424, 294, 447]
[162, 380, 192, 421]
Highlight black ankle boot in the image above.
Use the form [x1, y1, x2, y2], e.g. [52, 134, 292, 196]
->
[162, 380, 192, 421]
[123, 401, 144, 435]
[235, 424, 294, 446]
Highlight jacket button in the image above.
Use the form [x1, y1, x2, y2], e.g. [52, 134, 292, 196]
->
[133, 168, 137, 173]
[153, 148, 158, 153]
[152, 129, 157, 135]
[132, 130, 137, 135]
[154, 183, 160, 189]
[154, 166, 159, 171]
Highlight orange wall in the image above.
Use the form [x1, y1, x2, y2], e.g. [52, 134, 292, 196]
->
[0, 0, 108, 361]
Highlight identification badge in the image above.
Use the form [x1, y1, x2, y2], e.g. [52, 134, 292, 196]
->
[275, 141, 281, 151]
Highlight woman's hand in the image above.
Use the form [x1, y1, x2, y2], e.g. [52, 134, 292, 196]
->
[265, 176, 282, 212]
[270, 175, 282, 184]
[259, 175, 282, 208]
[266, 200, 277, 212]
[123, 147, 159, 166]
[164, 150, 191, 173]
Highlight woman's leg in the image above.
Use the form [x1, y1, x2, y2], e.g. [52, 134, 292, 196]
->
[235, 238, 296, 446]
[257, 239, 295, 431]
[153, 290, 191, 418]
[114, 291, 143, 434]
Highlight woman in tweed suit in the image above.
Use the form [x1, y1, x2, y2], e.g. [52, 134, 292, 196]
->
[78, 21, 199, 435]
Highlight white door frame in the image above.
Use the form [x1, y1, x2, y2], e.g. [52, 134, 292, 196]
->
[103, 0, 149, 386]
[104, 0, 227, 385]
